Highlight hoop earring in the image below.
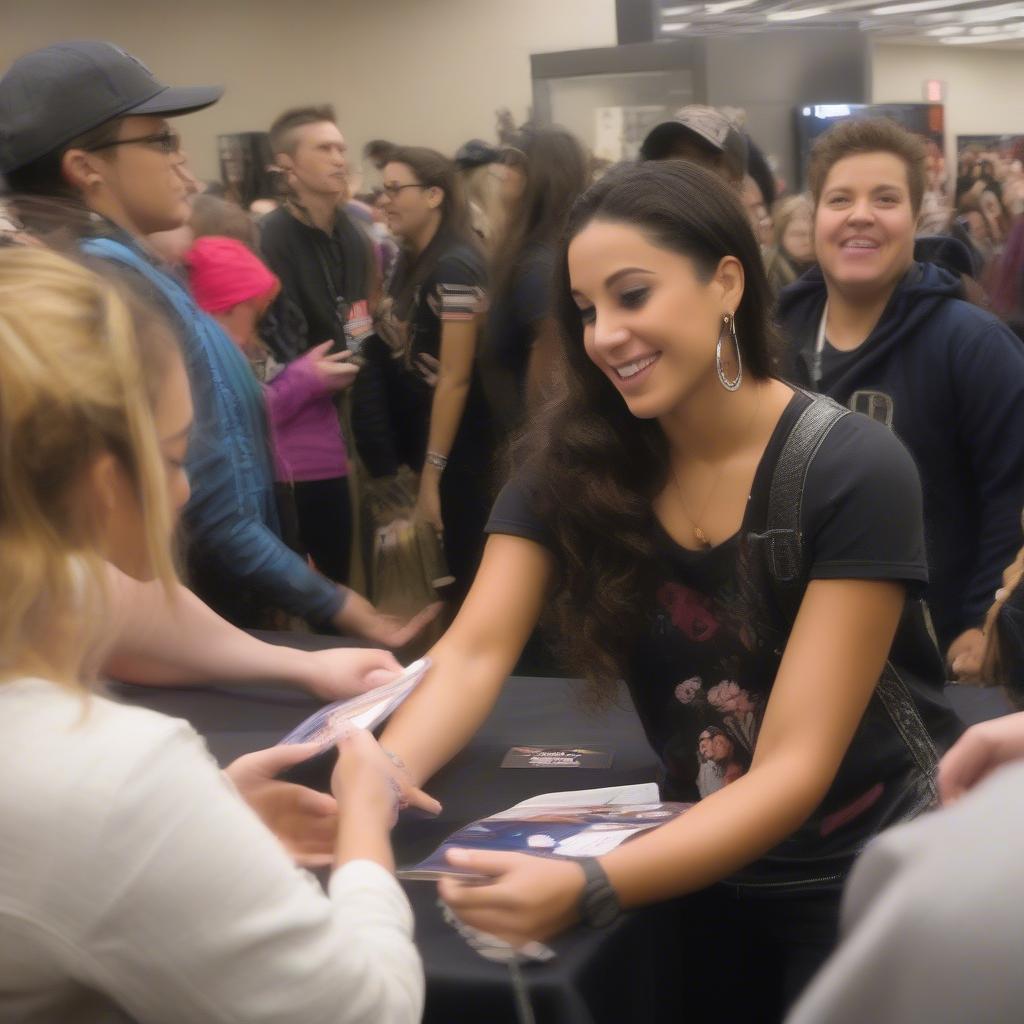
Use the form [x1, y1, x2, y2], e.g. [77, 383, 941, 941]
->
[715, 313, 743, 392]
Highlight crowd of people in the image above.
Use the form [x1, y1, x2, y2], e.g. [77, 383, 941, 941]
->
[1, 37, 1024, 1024]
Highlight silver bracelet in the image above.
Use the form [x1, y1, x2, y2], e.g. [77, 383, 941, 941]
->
[425, 451, 448, 470]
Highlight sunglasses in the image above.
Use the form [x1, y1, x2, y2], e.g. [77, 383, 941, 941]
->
[87, 130, 182, 156]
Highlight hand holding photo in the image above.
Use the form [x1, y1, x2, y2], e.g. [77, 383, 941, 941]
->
[279, 658, 431, 750]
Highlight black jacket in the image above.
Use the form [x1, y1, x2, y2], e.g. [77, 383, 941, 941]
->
[777, 261, 1024, 650]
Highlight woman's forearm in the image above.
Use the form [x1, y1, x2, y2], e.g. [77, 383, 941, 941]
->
[378, 638, 513, 785]
[601, 751, 830, 907]
[425, 376, 470, 459]
[335, 802, 395, 872]
[101, 569, 315, 690]
[380, 536, 552, 784]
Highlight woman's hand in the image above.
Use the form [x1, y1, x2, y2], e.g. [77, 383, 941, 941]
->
[415, 473, 444, 534]
[437, 850, 586, 946]
[979, 543, 1024, 680]
[301, 647, 403, 703]
[225, 742, 338, 867]
[304, 340, 359, 393]
[415, 352, 441, 389]
[938, 711, 1024, 804]
[332, 726, 442, 823]
[987, 545, 1024, 631]
[948, 627, 987, 682]
[332, 588, 443, 649]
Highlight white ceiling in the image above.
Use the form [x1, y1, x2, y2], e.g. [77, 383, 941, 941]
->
[656, 0, 1024, 47]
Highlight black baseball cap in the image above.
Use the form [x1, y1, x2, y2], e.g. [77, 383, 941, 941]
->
[0, 40, 223, 174]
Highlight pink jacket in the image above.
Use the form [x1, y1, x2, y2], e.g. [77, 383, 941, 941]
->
[264, 356, 349, 482]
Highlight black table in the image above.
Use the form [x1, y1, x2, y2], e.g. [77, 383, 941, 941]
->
[111, 638, 698, 1024]
[111, 634, 1011, 1024]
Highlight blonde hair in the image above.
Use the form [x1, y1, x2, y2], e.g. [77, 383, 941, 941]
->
[0, 248, 178, 686]
[771, 194, 813, 250]
[459, 162, 506, 251]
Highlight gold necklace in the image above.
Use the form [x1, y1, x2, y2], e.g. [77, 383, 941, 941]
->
[670, 387, 763, 550]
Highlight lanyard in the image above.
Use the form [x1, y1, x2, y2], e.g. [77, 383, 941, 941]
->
[810, 301, 829, 390]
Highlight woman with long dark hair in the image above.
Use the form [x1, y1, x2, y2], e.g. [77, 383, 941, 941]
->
[480, 125, 590, 434]
[379, 160, 962, 1019]
[377, 146, 492, 602]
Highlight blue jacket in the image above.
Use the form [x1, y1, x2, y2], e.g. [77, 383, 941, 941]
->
[777, 261, 1024, 649]
[81, 235, 344, 625]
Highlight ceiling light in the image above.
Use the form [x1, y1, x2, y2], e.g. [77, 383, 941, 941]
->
[661, 4, 699, 14]
[961, 3, 1024, 20]
[872, 0, 975, 13]
[941, 26, 1024, 41]
[767, 5, 832, 18]
[661, 20, 691, 29]
[969, 23, 997, 30]
[705, 0, 758, 13]
[925, 23, 962, 32]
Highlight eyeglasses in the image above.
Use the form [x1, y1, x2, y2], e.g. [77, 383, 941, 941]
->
[87, 130, 182, 156]
[380, 182, 426, 198]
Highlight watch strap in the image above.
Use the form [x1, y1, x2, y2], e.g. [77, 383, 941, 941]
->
[576, 857, 622, 929]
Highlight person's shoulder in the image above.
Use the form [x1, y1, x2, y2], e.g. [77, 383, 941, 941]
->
[775, 268, 827, 328]
[809, 404, 919, 486]
[917, 288, 1015, 346]
[486, 464, 552, 547]
[436, 241, 486, 282]
[259, 206, 300, 245]
[0, 679, 200, 817]
[921, 297, 1024, 379]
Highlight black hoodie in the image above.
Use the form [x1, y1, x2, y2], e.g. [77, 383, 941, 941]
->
[777, 261, 1024, 651]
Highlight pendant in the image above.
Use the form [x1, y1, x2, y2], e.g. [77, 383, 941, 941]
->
[693, 526, 712, 549]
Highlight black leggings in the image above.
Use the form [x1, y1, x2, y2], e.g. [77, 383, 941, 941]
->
[292, 476, 352, 585]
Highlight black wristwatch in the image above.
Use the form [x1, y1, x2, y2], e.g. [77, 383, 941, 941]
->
[576, 857, 622, 929]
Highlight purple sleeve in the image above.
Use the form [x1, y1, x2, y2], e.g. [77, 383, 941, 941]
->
[265, 357, 331, 429]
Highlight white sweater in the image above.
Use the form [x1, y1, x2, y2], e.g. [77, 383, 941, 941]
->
[0, 677, 423, 1024]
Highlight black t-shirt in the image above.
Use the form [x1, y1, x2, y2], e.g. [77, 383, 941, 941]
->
[378, 235, 493, 471]
[480, 243, 555, 435]
[487, 391, 963, 887]
[818, 339, 861, 393]
[259, 205, 374, 352]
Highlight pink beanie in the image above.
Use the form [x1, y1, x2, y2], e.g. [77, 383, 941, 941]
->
[185, 235, 280, 314]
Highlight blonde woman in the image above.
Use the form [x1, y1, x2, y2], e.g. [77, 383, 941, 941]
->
[0, 248, 427, 1024]
[764, 194, 815, 295]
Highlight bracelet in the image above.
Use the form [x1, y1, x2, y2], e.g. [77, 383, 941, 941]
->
[425, 451, 448, 471]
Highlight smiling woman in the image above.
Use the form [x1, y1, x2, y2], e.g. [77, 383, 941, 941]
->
[778, 117, 1024, 674]
[378, 159, 963, 1021]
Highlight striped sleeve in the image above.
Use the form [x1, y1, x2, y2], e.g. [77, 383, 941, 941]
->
[437, 282, 486, 321]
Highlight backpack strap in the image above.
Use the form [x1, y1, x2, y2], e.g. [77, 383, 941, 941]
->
[757, 389, 851, 624]
[754, 389, 941, 787]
